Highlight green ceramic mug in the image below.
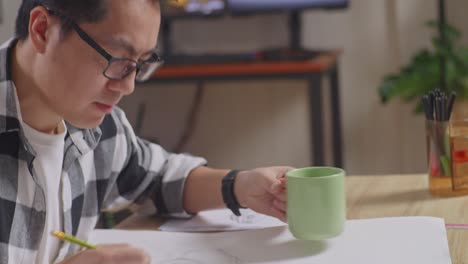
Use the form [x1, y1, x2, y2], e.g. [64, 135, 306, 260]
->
[287, 167, 346, 240]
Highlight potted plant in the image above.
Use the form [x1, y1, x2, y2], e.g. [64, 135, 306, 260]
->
[378, 21, 468, 114]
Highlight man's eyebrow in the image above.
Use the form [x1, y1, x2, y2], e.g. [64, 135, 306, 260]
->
[105, 35, 155, 58]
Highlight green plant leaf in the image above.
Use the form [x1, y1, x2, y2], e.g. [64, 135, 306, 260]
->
[378, 20, 468, 113]
[427, 20, 461, 44]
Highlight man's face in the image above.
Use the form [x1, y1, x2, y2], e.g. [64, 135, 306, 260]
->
[36, 0, 161, 128]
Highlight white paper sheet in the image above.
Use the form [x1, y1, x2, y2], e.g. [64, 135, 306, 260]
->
[89, 216, 452, 264]
[160, 208, 286, 232]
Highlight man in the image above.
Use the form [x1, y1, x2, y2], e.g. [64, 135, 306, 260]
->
[0, 0, 290, 263]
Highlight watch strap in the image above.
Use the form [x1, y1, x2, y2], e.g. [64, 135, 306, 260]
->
[222, 170, 243, 216]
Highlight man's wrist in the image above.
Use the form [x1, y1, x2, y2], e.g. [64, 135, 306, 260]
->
[222, 170, 246, 216]
[234, 170, 248, 208]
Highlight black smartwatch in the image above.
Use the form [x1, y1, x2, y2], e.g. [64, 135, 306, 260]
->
[222, 170, 244, 216]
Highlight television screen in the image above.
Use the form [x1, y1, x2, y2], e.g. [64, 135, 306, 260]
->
[228, 0, 349, 12]
[162, 0, 348, 18]
[162, 0, 226, 17]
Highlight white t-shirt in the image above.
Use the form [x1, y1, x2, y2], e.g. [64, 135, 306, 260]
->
[22, 121, 67, 264]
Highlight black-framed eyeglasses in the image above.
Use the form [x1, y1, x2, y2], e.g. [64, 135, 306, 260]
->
[46, 8, 163, 82]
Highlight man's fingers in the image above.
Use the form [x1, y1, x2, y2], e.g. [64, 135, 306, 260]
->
[60, 244, 151, 264]
[273, 199, 286, 212]
[111, 246, 151, 263]
[271, 180, 286, 194]
[275, 166, 295, 179]
[273, 191, 286, 202]
[269, 205, 287, 222]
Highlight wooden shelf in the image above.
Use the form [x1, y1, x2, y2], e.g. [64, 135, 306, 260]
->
[153, 50, 341, 79]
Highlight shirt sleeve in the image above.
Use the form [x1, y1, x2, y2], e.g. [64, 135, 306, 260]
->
[101, 107, 207, 218]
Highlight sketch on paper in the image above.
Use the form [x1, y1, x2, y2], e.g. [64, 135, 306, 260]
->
[230, 209, 279, 225]
[160, 208, 286, 232]
[159, 248, 244, 264]
[230, 211, 256, 224]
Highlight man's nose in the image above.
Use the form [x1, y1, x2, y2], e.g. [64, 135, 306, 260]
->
[107, 74, 136, 96]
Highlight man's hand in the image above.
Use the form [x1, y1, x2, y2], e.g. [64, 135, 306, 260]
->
[59, 244, 151, 264]
[234, 166, 294, 222]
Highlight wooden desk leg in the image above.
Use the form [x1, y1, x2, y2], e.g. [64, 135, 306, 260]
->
[309, 75, 325, 166]
[330, 66, 343, 168]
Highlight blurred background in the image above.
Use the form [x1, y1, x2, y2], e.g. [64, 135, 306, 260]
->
[3, 0, 468, 175]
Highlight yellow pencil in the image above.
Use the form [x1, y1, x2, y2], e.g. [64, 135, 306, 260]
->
[52, 231, 97, 249]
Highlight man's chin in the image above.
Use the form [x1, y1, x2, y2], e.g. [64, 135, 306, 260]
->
[66, 115, 107, 129]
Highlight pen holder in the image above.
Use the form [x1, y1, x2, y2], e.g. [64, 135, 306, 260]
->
[426, 120, 452, 196]
[449, 119, 468, 192]
[426, 120, 468, 196]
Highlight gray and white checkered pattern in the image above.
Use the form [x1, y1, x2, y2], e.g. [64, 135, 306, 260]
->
[0, 38, 207, 264]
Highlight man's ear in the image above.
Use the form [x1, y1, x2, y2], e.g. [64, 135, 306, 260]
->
[28, 6, 54, 54]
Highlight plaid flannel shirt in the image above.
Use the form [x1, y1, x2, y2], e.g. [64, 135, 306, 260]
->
[0, 38, 207, 264]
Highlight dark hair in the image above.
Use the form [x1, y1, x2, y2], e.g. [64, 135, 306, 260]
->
[15, 0, 108, 40]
